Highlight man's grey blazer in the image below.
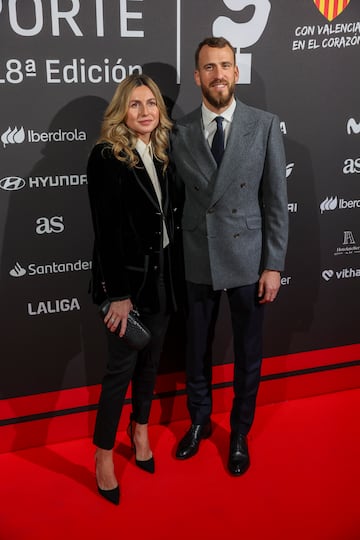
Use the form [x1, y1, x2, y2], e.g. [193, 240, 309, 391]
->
[171, 98, 289, 291]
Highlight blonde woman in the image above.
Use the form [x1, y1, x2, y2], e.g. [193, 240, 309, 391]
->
[87, 74, 181, 505]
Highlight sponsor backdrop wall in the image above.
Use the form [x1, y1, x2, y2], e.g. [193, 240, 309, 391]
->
[1, 0, 359, 452]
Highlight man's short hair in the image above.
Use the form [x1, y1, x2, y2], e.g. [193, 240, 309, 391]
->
[195, 37, 236, 68]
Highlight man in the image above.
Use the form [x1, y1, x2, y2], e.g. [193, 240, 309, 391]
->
[171, 37, 288, 475]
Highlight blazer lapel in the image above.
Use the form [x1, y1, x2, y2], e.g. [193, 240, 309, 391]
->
[132, 153, 162, 211]
[180, 108, 217, 185]
[154, 158, 169, 214]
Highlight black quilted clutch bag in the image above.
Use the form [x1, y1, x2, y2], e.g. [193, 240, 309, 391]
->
[99, 301, 151, 351]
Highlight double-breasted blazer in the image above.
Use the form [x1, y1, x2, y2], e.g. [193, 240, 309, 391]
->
[87, 143, 181, 313]
[171, 98, 289, 290]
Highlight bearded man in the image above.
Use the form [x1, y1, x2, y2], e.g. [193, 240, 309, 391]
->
[171, 37, 288, 475]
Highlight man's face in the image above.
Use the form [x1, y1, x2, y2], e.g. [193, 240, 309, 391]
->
[195, 45, 239, 113]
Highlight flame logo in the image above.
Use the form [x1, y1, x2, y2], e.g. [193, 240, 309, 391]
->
[1, 126, 25, 148]
[9, 262, 27, 278]
[320, 196, 338, 213]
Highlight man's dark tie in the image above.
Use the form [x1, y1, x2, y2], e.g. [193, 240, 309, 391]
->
[211, 116, 225, 166]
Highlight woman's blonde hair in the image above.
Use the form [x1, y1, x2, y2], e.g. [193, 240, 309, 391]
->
[98, 74, 172, 170]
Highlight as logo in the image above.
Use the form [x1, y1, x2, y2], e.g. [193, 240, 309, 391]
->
[313, 0, 351, 22]
[343, 157, 360, 174]
[35, 216, 64, 234]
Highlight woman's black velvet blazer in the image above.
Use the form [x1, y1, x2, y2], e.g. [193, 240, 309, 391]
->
[87, 143, 182, 313]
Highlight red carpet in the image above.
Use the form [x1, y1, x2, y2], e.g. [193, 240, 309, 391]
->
[0, 388, 359, 540]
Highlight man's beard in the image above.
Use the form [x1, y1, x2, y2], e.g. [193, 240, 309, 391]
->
[202, 79, 235, 110]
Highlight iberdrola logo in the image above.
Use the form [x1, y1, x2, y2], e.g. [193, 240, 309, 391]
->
[313, 0, 351, 22]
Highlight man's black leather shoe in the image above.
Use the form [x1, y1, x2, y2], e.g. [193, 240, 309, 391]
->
[176, 422, 212, 460]
[228, 433, 250, 476]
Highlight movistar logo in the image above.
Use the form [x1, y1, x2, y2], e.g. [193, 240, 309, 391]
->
[347, 118, 360, 135]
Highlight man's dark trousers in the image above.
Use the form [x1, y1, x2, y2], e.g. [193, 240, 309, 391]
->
[185, 281, 264, 436]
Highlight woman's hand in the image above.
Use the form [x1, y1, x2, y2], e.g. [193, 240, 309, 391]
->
[104, 298, 133, 337]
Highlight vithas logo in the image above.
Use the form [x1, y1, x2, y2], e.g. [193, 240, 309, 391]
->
[322, 267, 360, 280]
[322, 269, 334, 281]
[1, 127, 25, 148]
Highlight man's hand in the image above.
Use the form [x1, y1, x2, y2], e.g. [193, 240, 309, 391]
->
[258, 270, 281, 304]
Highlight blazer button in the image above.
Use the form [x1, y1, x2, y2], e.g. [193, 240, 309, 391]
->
[194, 186, 200, 191]
[207, 208, 215, 214]
[232, 209, 237, 213]
[233, 233, 240, 238]
[153, 265, 158, 271]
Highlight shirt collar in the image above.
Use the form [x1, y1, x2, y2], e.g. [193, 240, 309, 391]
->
[201, 98, 237, 129]
[135, 138, 153, 160]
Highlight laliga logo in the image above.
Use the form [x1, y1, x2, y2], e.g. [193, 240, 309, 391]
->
[1, 126, 25, 148]
[313, 0, 351, 22]
[213, 0, 271, 84]
[322, 269, 334, 281]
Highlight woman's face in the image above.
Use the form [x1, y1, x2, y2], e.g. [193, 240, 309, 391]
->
[125, 85, 160, 143]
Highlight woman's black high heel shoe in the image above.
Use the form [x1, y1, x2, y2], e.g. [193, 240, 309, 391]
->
[127, 416, 155, 474]
[97, 484, 120, 505]
[95, 455, 120, 505]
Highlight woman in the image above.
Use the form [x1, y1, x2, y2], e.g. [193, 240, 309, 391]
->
[87, 74, 180, 505]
